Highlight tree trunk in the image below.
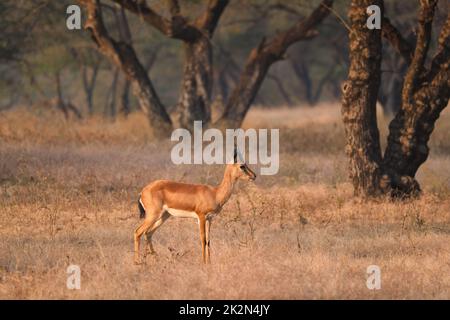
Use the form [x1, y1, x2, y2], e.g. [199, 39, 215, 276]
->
[108, 0, 229, 131]
[172, 39, 212, 131]
[125, 46, 172, 135]
[341, 0, 384, 197]
[174, 0, 229, 130]
[291, 60, 314, 105]
[54, 71, 83, 120]
[342, 0, 449, 197]
[105, 67, 119, 119]
[81, 57, 101, 116]
[55, 71, 69, 120]
[80, 0, 172, 138]
[380, 0, 448, 196]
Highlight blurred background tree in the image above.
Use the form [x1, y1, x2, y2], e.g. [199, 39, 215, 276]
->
[0, 0, 447, 121]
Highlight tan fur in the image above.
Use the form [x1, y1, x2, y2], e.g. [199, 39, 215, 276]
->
[134, 162, 256, 264]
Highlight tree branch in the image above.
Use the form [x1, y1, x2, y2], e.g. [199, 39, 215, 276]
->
[402, 0, 437, 103]
[427, 12, 450, 82]
[196, 0, 230, 35]
[255, 0, 333, 64]
[216, 0, 334, 127]
[79, 0, 172, 134]
[110, 0, 201, 41]
[79, 0, 121, 66]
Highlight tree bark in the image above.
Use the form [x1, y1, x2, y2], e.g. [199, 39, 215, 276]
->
[341, 0, 384, 197]
[172, 38, 212, 131]
[382, 5, 449, 195]
[215, 0, 334, 129]
[169, 1, 229, 130]
[79, 0, 172, 138]
[342, 0, 450, 197]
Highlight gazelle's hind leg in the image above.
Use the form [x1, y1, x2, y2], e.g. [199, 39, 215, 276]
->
[134, 210, 163, 264]
[205, 218, 211, 264]
[144, 211, 170, 255]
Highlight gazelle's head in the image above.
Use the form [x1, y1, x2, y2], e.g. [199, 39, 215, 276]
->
[229, 148, 257, 182]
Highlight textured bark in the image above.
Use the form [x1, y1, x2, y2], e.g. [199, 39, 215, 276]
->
[111, 0, 203, 42]
[173, 0, 229, 130]
[79, 0, 172, 138]
[342, 0, 450, 197]
[341, 0, 384, 197]
[382, 6, 449, 195]
[215, 0, 334, 129]
[173, 38, 212, 130]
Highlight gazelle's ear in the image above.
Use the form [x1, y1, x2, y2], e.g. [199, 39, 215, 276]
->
[233, 144, 238, 164]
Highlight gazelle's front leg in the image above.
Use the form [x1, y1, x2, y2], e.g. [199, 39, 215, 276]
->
[205, 218, 211, 264]
[198, 215, 207, 264]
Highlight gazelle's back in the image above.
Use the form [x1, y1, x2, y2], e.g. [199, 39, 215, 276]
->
[141, 180, 217, 214]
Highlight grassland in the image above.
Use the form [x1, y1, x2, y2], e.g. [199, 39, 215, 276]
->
[0, 104, 449, 299]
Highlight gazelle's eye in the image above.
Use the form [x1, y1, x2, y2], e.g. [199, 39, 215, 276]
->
[240, 165, 245, 170]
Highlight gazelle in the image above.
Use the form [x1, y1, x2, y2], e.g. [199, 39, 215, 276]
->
[135, 149, 256, 264]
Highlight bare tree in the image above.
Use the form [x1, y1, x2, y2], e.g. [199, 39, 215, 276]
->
[342, 0, 449, 197]
[104, 66, 119, 119]
[78, 0, 172, 138]
[215, 0, 334, 129]
[110, 0, 229, 131]
[80, 0, 334, 133]
[79, 50, 102, 115]
[54, 70, 83, 120]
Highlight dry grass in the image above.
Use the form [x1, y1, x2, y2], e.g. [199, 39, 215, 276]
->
[0, 103, 449, 299]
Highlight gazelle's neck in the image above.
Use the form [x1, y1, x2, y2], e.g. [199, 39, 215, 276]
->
[216, 165, 237, 208]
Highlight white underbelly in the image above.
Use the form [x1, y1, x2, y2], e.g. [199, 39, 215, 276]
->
[163, 205, 198, 219]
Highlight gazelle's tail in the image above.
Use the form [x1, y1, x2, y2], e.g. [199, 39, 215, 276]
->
[138, 197, 146, 219]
